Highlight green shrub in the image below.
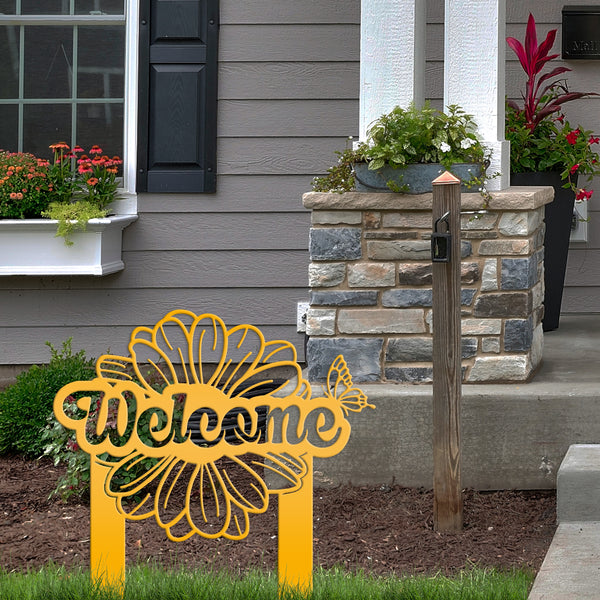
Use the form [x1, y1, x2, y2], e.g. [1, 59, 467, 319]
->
[0, 339, 95, 457]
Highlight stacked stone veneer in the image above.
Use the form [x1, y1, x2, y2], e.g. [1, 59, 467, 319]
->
[303, 187, 554, 384]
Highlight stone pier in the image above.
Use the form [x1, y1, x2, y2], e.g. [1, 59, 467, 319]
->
[303, 187, 554, 384]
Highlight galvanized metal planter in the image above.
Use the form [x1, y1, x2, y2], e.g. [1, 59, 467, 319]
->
[353, 162, 483, 193]
[0, 214, 137, 276]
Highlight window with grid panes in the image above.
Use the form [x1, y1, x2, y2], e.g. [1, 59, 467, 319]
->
[0, 0, 126, 167]
[0, 0, 219, 194]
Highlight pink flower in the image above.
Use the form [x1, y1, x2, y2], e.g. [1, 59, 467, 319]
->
[49, 141, 70, 151]
[566, 130, 580, 145]
[89, 145, 102, 155]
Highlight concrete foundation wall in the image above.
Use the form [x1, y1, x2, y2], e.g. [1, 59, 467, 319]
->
[314, 381, 600, 490]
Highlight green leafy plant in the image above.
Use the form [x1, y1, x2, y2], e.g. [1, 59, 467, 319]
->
[0, 339, 95, 458]
[41, 395, 92, 501]
[361, 102, 489, 170]
[506, 13, 600, 201]
[312, 103, 492, 194]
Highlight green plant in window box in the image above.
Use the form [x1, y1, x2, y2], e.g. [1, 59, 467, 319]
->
[0, 141, 122, 245]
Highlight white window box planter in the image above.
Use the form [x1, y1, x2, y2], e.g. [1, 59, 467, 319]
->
[0, 214, 138, 276]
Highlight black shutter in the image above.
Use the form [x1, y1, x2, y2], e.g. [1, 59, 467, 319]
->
[137, 0, 218, 193]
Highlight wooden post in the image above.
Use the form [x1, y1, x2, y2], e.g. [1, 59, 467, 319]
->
[431, 171, 463, 532]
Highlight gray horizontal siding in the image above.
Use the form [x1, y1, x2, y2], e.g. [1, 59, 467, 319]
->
[220, 1, 360, 24]
[218, 138, 349, 175]
[219, 62, 359, 100]
[0, 326, 304, 366]
[123, 213, 310, 251]
[0, 288, 307, 326]
[218, 100, 358, 137]
[220, 24, 359, 62]
[138, 176, 316, 213]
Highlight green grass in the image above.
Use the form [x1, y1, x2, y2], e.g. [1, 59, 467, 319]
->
[0, 564, 534, 600]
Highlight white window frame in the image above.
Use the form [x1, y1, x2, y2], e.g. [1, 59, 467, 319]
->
[0, 0, 138, 211]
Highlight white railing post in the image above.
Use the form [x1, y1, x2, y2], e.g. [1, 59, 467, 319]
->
[359, 0, 426, 140]
[444, 0, 510, 190]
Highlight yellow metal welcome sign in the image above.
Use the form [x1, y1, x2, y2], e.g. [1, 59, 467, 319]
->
[53, 310, 372, 594]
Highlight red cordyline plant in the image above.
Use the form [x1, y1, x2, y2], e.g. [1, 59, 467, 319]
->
[506, 13, 600, 202]
[506, 13, 592, 129]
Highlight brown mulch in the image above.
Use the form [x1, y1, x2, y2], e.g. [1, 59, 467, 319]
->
[0, 455, 556, 576]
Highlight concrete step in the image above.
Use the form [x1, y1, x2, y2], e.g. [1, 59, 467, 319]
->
[558, 445, 600, 523]
[529, 445, 600, 599]
[529, 522, 600, 599]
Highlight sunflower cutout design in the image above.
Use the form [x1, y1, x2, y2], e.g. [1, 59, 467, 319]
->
[54, 310, 373, 542]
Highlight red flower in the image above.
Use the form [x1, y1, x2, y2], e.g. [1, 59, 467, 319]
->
[570, 164, 580, 174]
[576, 188, 593, 201]
[589, 136, 600, 145]
[566, 130, 580, 145]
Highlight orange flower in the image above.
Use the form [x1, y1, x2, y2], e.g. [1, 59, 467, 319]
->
[87, 177, 99, 186]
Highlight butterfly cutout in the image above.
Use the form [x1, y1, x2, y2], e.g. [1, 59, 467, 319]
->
[323, 355, 374, 416]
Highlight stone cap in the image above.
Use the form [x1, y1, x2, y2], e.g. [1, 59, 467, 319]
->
[303, 186, 554, 211]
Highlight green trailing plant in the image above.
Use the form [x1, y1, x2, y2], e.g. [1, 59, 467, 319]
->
[42, 200, 108, 246]
[0, 339, 95, 457]
[312, 147, 364, 193]
[506, 13, 600, 202]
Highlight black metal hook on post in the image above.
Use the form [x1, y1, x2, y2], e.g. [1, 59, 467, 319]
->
[431, 211, 452, 263]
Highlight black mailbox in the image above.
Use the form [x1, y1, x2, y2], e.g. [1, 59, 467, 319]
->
[563, 6, 600, 59]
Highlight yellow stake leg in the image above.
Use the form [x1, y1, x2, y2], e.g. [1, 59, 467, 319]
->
[277, 455, 313, 595]
[90, 457, 125, 594]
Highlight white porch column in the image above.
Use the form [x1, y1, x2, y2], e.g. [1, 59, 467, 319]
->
[444, 0, 510, 190]
[359, 0, 426, 140]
